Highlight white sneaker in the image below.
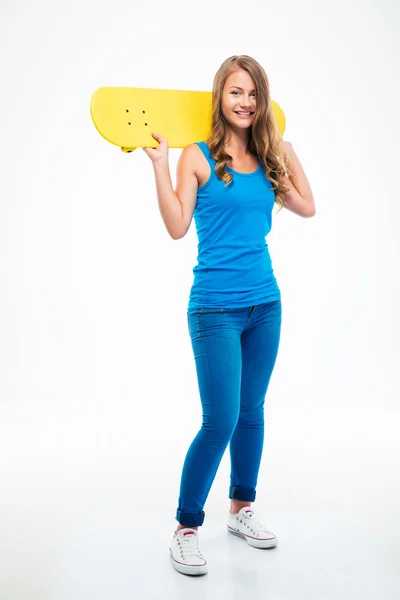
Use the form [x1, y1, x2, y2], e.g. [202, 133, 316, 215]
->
[169, 528, 208, 576]
[227, 506, 277, 549]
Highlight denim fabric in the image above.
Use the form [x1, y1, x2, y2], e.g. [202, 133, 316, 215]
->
[176, 300, 282, 527]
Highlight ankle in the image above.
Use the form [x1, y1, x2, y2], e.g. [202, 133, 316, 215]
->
[176, 524, 199, 533]
[230, 501, 252, 514]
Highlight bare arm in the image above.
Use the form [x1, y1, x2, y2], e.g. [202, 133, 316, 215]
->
[143, 134, 198, 239]
[281, 142, 316, 218]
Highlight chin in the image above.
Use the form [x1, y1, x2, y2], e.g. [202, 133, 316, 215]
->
[235, 121, 253, 129]
[227, 118, 254, 129]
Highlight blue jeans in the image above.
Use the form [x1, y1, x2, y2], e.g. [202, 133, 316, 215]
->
[176, 300, 282, 527]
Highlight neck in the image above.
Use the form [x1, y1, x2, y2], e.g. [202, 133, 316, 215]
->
[223, 127, 251, 156]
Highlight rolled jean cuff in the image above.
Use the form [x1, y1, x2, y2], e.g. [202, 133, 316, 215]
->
[229, 486, 256, 502]
[176, 509, 205, 527]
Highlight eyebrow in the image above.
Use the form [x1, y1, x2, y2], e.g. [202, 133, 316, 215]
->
[229, 86, 256, 92]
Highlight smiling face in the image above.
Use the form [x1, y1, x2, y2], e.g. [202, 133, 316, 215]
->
[221, 68, 256, 130]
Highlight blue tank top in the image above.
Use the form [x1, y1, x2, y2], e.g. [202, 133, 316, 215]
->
[188, 141, 281, 309]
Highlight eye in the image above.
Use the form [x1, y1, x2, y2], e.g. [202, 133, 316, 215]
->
[230, 90, 256, 97]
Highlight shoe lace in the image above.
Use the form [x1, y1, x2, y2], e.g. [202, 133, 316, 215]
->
[179, 532, 203, 558]
[242, 510, 268, 533]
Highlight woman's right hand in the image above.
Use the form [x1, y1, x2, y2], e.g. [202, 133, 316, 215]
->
[142, 133, 169, 165]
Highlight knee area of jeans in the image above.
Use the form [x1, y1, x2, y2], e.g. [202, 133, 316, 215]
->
[236, 414, 264, 427]
[202, 421, 238, 443]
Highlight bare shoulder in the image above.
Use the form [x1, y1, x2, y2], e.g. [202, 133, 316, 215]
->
[178, 143, 210, 188]
[179, 142, 203, 163]
[176, 143, 200, 177]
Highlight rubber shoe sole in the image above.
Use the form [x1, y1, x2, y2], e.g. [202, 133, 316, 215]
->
[227, 525, 277, 549]
[169, 549, 208, 575]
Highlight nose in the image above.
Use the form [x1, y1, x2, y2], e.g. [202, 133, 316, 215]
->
[240, 95, 255, 108]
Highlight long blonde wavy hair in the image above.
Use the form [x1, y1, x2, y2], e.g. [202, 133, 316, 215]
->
[207, 55, 291, 210]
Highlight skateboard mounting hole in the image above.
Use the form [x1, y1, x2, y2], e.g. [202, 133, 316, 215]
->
[145, 123, 148, 126]
[126, 109, 129, 112]
[128, 122, 131, 125]
[142, 110, 145, 113]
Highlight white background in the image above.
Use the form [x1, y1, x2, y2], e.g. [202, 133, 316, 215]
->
[1, 0, 399, 598]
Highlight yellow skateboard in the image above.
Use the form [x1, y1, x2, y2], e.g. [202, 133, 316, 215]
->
[90, 87, 286, 152]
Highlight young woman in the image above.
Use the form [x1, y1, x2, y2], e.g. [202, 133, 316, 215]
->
[143, 55, 315, 576]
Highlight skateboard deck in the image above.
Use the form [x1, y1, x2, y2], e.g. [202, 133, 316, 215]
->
[90, 87, 286, 152]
